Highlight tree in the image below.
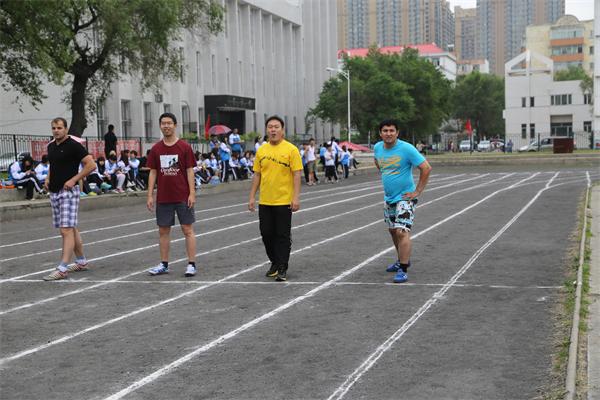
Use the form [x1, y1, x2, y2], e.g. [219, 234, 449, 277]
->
[453, 72, 505, 139]
[0, 0, 224, 136]
[309, 46, 452, 143]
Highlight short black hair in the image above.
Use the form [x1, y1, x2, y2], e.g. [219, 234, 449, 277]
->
[379, 119, 399, 132]
[159, 112, 177, 125]
[265, 115, 284, 129]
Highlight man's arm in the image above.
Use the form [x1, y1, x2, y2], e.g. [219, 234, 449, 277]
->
[64, 155, 95, 190]
[186, 167, 196, 208]
[402, 160, 432, 201]
[248, 172, 261, 212]
[290, 170, 301, 212]
[146, 169, 157, 211]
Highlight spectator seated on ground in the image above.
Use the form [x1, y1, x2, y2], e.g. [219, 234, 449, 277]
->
[9, 153, 44, 200]
[34, 154, 49, 184]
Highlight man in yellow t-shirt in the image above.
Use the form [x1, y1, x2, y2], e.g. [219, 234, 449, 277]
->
[248, 115, 303, 282]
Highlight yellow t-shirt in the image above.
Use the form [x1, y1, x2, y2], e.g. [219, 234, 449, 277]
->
[254, 140, 303, 205]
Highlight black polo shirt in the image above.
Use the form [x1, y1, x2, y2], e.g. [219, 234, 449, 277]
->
[47, 137, 88, 193]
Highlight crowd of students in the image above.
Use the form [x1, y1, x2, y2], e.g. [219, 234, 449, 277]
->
[6, 134, 362, 201]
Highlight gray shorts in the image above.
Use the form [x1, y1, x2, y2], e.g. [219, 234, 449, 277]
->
[156, 202, 195, 227]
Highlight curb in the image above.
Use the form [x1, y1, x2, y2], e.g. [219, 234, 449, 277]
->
[588, 185, 600, 400]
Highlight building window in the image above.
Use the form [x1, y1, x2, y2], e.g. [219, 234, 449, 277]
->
[530, 123, 535, 139]
[121, 100, 131, 138]
[144, 102, 152, 140]
[179, 47, 185, 83]
[181, 105, 190, 134]
[522, 97, 526, 107]
[530, 97, 534, 107]
[196, 51, 202, 87]
[96, 100, 107, 139]
[584, 121, 592, 133]
[521, 124, 527, 139]
[164, 103, 171, 114]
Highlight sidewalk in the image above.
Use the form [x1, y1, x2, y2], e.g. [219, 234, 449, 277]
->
[588, 185, 600, 399]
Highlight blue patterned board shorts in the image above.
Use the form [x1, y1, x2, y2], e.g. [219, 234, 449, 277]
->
[383, 199, 417, 232]
[50, 186, 80, 228]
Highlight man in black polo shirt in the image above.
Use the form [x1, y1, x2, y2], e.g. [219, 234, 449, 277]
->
[43, 117, 96, 281]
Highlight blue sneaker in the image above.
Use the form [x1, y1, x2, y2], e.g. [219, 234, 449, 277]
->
[148, 264, 169, 276]
[386, 260, 401, 272]
[393, 269, 408, 283]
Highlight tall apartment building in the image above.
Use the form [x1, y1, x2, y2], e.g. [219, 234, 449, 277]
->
[337, 0, 454, 50]
[1, 0, 339, 143]
[454, 6, 476, 61]
[477, 0, 565, 75]
[525, 15, 594, 75]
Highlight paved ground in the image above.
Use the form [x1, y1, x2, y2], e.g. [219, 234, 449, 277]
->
[0, 165, 597, 400]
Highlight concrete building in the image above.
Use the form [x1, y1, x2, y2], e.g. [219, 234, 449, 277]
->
[1, 0, 339, 144]
[338, 43, 457, 81]
[504, 50, 593, 149]
[457, 59, 490, 75]
[337, 0, 454, 51]
[525, 15, 594, 74]
[454, 6, 476, 61]
[477, 0, 564, 75]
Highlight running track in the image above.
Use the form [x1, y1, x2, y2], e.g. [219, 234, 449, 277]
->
[0, 165, 597, 399]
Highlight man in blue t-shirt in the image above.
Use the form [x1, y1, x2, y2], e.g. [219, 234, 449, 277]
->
[373, 119, 432, 283]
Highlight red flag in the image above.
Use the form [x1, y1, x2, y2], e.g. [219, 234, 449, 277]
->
[204, 114, 211, 140]
[465, 119, 473, 136]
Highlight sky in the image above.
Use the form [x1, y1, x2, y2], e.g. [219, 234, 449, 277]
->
[446, 0, 594, 20]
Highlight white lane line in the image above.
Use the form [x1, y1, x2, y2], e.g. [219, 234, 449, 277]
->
[326, 172, 559, 400]
[6, 279, 562, 290]
[0, 174, 487, 281]
[95, 174, 540, 400]
[0, 174, 514, 363]
[0, 182, 384, 249]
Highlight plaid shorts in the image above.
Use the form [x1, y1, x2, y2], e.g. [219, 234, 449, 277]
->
[50, 186, 80, 228]
[383, 199, 417, 232]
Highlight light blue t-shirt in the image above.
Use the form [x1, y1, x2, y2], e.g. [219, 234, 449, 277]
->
[374, 140, 426, 204]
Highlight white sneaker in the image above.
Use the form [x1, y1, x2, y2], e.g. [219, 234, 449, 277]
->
[185, 264, 197, 277]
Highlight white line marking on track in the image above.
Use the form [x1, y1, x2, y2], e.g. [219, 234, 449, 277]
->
[0, 174, 487, 281]
[96, 174, 540, 400]
[326, 172, 559, 400]
[0, 174, 513, 363]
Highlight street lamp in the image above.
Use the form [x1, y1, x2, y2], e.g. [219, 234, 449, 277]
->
[326, 66, 351, 143]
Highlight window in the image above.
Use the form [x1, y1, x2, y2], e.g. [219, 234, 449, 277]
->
[121, 100, 131, 138]
[521, 124, 527, 139]
[96, 100, 107, 139]
[196, 51, 202, 87]
[530, 97, 534, 107]
[584, 121, 592, 133]
[530, 123, 535, 139]
[179, 47, 185, 83]
[584, 93, 592, 104]
[181, 105, 190, 134]
[143, 102, 152, 140]
[522, 97, 526, 107]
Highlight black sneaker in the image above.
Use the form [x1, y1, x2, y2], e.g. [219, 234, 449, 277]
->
[265, 264, 278, 277]
[275, 268, 287, 282]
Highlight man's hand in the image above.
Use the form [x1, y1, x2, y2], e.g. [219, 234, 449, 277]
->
[402, 191, 420, 201]
[187, 193, 195, 209]
[290, 198, 300, 212]
[248, 197, 256, 212]
[147, 196, 154, 212]
[63, 178, 77, 190]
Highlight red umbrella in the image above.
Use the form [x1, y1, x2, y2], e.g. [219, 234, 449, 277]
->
[338, 141, 371, 152]
[208, 124, 232, 136]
